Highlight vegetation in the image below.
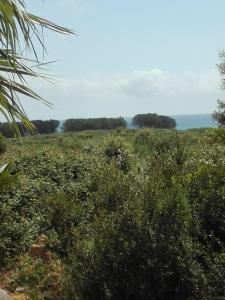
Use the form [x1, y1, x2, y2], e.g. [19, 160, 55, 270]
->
[0, 2, 224, 300]
[64, 117, 126, 132]
[0, 0, 73, 136]
[0, 120, 60, 137]
[0, 128, 225, 299]
[32, 120, 60, 135]
[132, 113, 176, 129]
[212, 51, 225, 127]
[212, 100, 225, 127]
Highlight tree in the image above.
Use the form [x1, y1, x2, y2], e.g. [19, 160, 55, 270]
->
[212, 51, 225, 127]
[64, 117, 126, 132]
[132, 113, 176, 129]
[212, 100, 225, 127]
[0, 0, 74, 137]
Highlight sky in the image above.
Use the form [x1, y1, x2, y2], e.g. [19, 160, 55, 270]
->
[21, 0, 225, 119]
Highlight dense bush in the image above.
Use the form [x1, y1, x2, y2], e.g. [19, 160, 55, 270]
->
[0, 119, 59, 137]
[132, 113, 176, 129]
[212, 99, 225, 126]
[12, 255, 65, 300]
[64, 117, 126, 132]
[0, 122, 19, 138]
[103, 136, 131, 172]
[0, 151, 97, 266]
[1, 129, 225, 299]
[65, 157, 225, 299]
[32, 119, 60, 134]
[64, 141, 225, 299]
[134, 129, 174, 154]
[0, 133, 6, 154]
[207, 127, 225, 144]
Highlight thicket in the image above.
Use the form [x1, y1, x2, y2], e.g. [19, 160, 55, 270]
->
[0, 134, 6, 154]
[64, 117, 126, 132]
[132, 113, 176, 129]
[0, 128, 225, 299]
[0, 120, 59, 137]
[32, 120, 60, 134]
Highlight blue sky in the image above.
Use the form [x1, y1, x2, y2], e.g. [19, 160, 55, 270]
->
[23, 0, 225, 119]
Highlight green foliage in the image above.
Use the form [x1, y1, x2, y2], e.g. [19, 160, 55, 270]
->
[11, 255, 65, 300]
[0, 129, 225, 299]
[0, 134, 6, 153]
[212, 100, 225, 127]
[0, 120, 60, 137]
[0, 163, 16, 190]
[0, 122, 15, 138]
[207, 127, 225, 144]
[44, 193, 86, 257]
[65, 182, 217, 300]
[103, 135, 131, 172]
[133, 113, 176, 129]
[134, 129, 182, 155]
[64, 117, 126, 132]
[0, 0, 73, 136]
[32, 120, 60, 135]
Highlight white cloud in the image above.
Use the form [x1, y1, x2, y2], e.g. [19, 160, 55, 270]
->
[19, 69, 223, 120]
[120, 69, 219, 98]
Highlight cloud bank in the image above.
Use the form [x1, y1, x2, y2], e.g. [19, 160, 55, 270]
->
[20, 69, 222, 120]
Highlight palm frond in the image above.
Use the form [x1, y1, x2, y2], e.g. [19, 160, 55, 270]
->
[0, 0, 74, 136]
[0, 163, 16, 189]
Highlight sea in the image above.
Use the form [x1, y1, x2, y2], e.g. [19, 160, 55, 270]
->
[124, 114, 218, 131]
[56, 114, 218, 133]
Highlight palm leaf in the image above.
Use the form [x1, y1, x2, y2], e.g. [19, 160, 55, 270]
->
[0, 163, 16, 189]
[0, 0, 74, 136]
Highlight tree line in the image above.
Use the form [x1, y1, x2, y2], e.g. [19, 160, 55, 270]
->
[0, 120, 60, 138]
[64, 117, 126, 132]
[0, 114, 177, 138]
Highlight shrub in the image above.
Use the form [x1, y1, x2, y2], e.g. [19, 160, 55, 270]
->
[0, 133, 6, 153]
[1, 130, 225, 299]
[44, 193, 85, 257]
[66, 186, 211, 300]
[207, 127, 225, 144]
[103, 136, 131, 172]
[134, 129, 181, 155]
[11, 255, 65, 300]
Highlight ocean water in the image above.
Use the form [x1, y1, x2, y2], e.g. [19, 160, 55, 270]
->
[125, 114, 218, 131]
[56, 114, 218, 133]
[171, 114, 217, 130]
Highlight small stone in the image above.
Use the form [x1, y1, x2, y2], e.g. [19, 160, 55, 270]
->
[15, 287, 25, 293]
[0, 289, 12, 300]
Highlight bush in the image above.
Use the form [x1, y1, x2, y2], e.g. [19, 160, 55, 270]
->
[0, 133, 6, 153]
[134, 129, 180, 155]
[207, 127, 225, 144]
[11, 255, 65, 300]
[44, 193, 85, 257]
[0, 122, 16, 138]
[1, 131, 225, 299]
[103, 136, 131, 172]
[66, 185, 214, 300]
